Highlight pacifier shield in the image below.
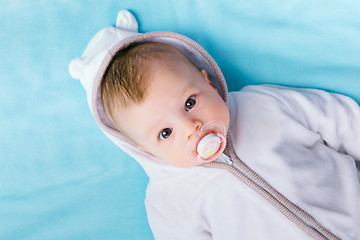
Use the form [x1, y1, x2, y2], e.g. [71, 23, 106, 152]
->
[185, 120, 226, 164]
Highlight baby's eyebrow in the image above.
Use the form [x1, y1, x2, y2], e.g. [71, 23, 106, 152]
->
[146, 122, 158, 140]
[146, 117, 164, 140]
[180, 84, 195, 99]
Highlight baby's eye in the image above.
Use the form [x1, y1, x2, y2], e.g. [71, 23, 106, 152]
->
[185, 96, 196, 111]
[160, 128, 173, 140]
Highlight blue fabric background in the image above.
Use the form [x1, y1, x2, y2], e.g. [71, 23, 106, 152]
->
[1, 0, 359, 239]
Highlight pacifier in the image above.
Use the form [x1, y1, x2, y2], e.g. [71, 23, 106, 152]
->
[185, 120, 227, 164]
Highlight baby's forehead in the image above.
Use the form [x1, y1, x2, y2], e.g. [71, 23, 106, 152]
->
[146, 53, 199, 79]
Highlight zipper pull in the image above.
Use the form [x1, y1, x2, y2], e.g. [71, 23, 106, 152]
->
[218, 153, 234, 166]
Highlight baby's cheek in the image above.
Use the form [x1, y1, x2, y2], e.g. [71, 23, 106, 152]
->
[169, 148, 191, 167]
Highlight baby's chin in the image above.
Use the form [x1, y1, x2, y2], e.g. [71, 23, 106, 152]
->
[167, 157, 200, 168]
[160, 153, 202, 168]
[174, 161, 204, 168]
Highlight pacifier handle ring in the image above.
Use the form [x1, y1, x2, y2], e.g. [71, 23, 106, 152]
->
[216, 132, 226, 142]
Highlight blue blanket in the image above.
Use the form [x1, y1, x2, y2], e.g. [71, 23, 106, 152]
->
[1, 0, 359, 239]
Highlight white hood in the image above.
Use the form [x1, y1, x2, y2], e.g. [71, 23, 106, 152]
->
[69, 10, 228, 178]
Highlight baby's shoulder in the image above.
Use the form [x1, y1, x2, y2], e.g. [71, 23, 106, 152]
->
[232, 84, 298, 97]
[229, 84, 292, 107]
[230, 84, 325, 108]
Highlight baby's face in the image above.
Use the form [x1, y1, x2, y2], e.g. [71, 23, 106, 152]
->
[112, 60, 229, 168]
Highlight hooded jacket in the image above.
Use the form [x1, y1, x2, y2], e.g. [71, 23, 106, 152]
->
[69, 10, 360, 240]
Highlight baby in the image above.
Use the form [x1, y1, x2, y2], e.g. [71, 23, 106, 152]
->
[100, 41, 230, 168]
[70, 10, 360, 240]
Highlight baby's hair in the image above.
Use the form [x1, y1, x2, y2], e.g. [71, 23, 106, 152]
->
[101, 41, 195, 128]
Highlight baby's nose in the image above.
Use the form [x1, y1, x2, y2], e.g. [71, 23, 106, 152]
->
[186, 120, 202, 140]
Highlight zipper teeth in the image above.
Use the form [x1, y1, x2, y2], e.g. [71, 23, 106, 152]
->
[202, 141, 341, 240]
[203, 161, 328, 240]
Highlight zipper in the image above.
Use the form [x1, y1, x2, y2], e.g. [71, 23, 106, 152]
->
[212, 151, 339, 240]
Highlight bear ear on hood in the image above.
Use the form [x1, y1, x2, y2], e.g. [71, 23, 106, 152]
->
[69, 57, 84, 80]
[116, 10, 138, 32]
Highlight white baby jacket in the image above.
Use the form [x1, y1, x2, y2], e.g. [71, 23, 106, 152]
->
[69, 10, 360, 240]
[145, 85, 360, 240]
